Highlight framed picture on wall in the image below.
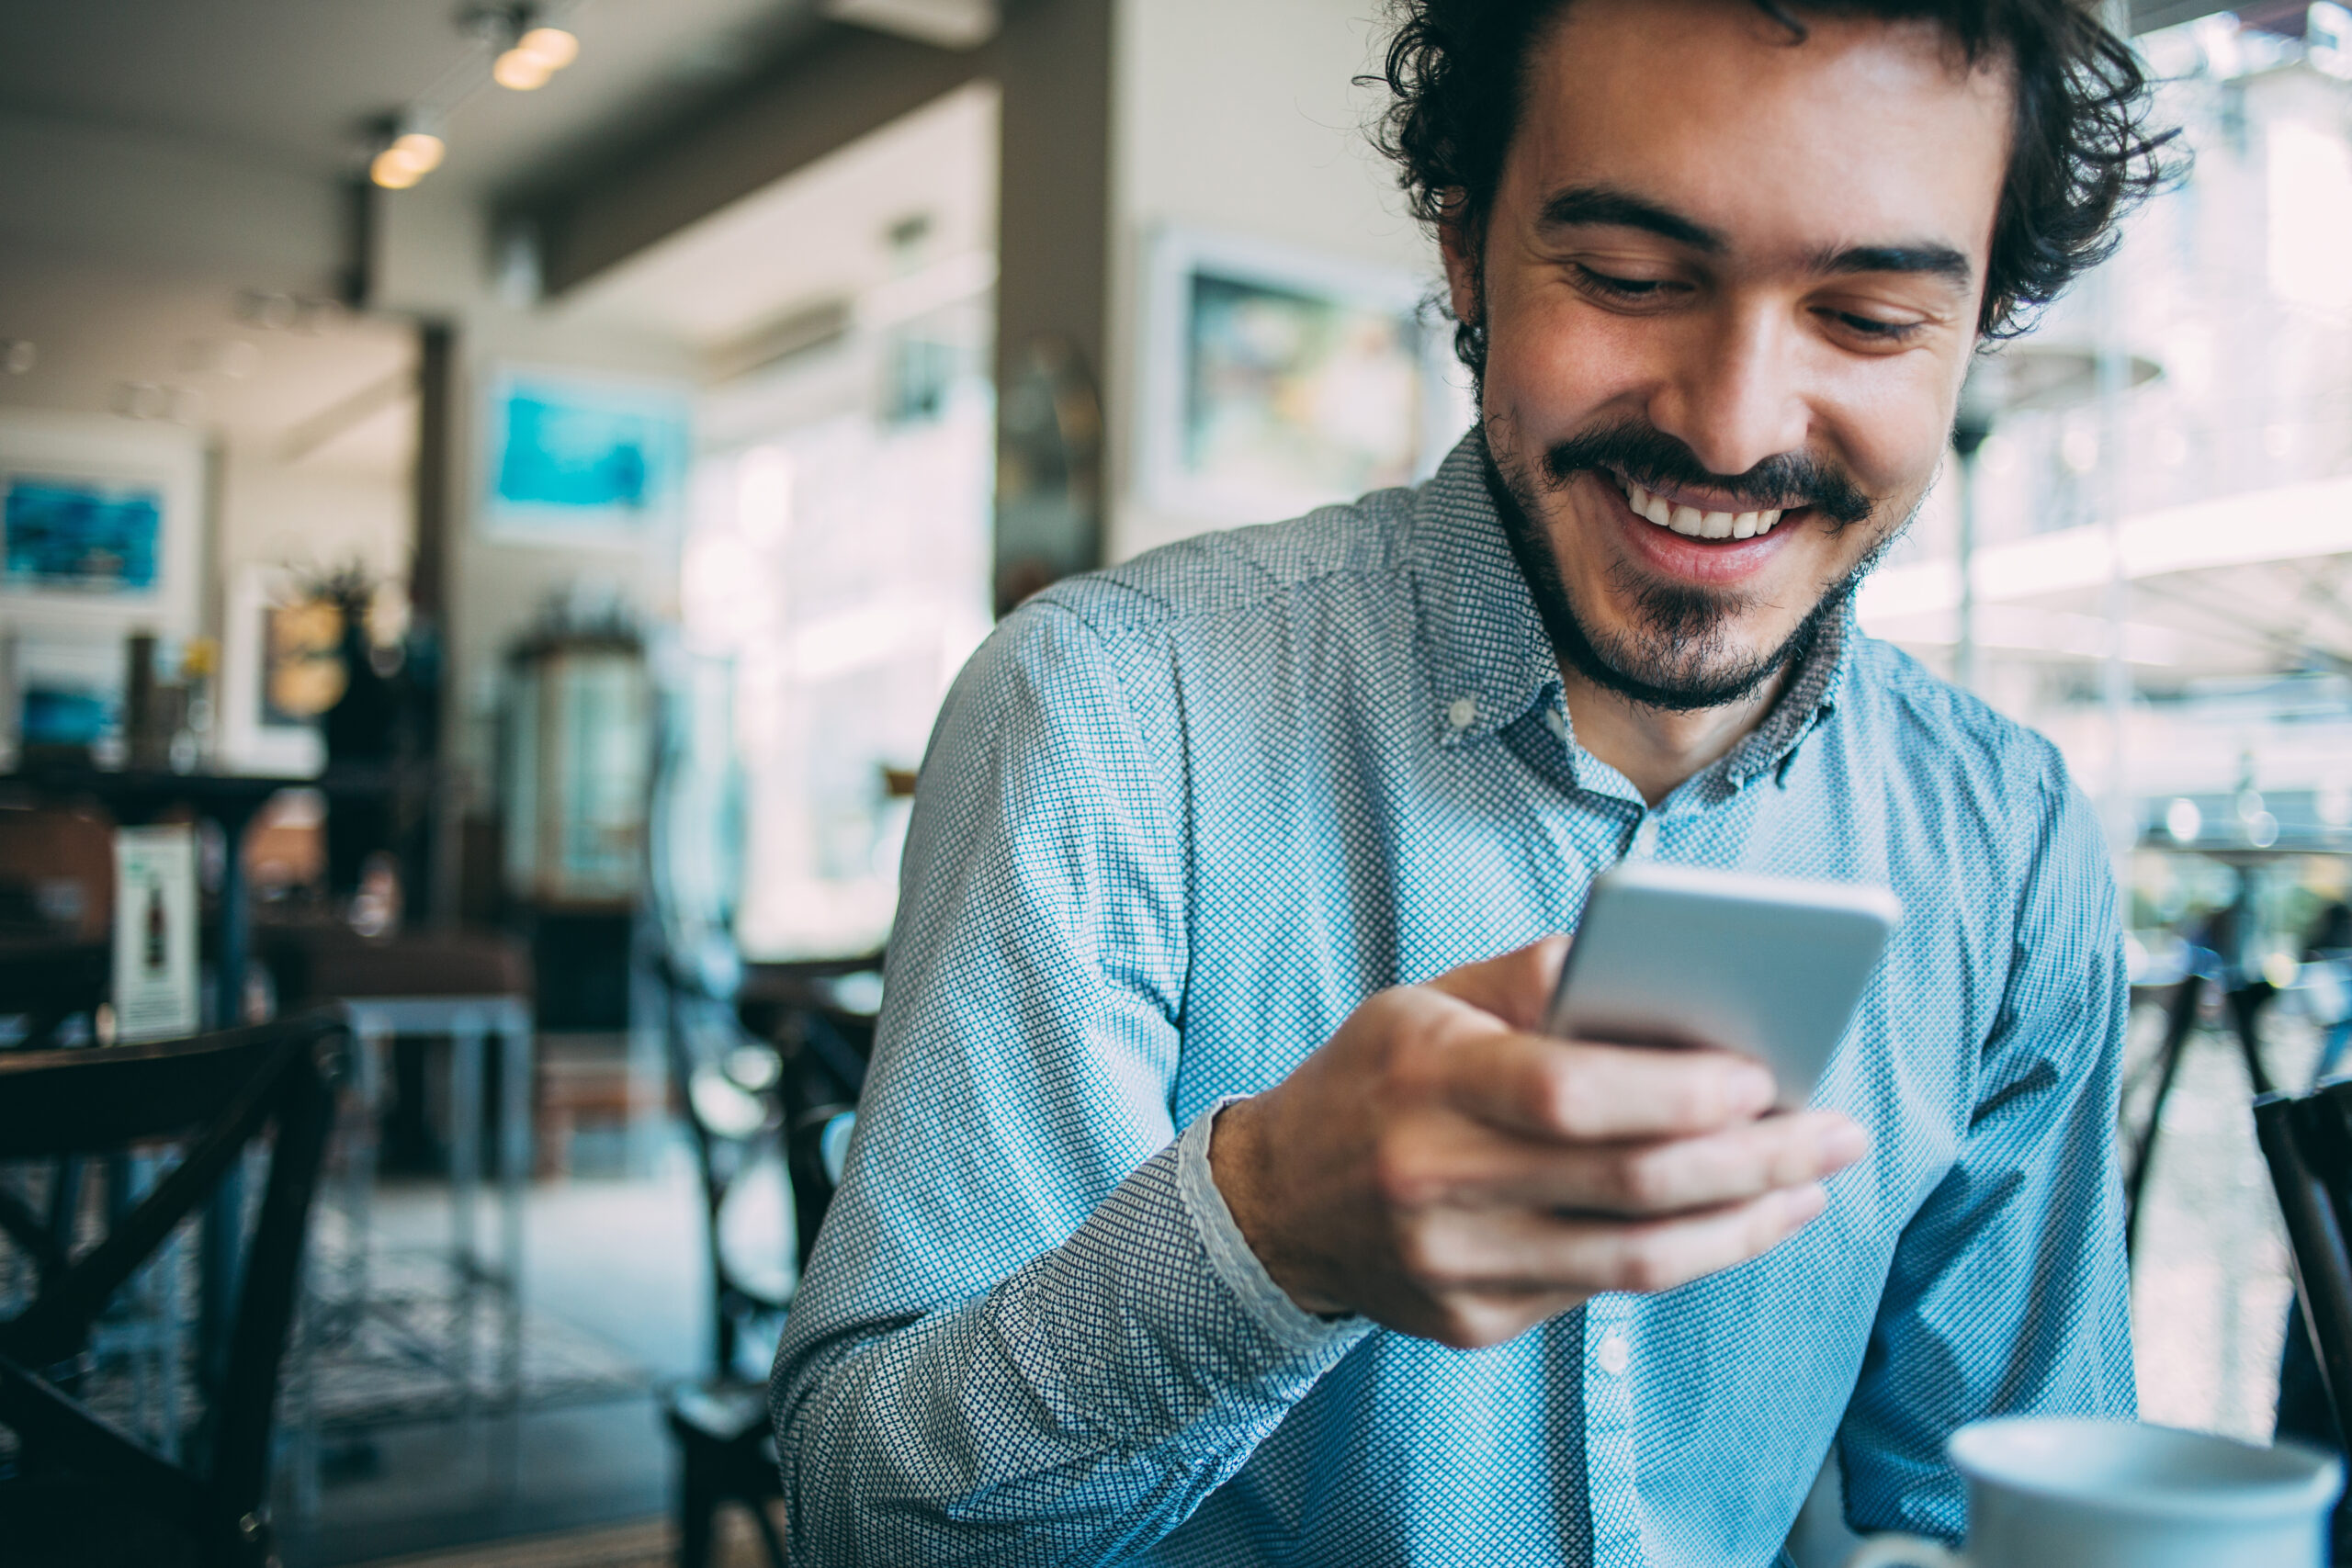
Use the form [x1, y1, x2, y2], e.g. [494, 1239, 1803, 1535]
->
[217, 565, 328, 776]
[0, 410, 204, 642]
[1136, 227, 1471, 527]
[478, 367, 692, 544]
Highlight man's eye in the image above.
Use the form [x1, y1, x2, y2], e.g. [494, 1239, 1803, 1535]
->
[1830, 310, 1924, 342]
[1572, 264, 1673, 300]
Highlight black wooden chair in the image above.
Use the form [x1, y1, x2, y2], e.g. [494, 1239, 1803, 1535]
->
[0, 937, 109, 1052]
[656, 950, 877, 1568]
[0, 1013, 343, 1568]
[2255, 1076, 2352, 1561]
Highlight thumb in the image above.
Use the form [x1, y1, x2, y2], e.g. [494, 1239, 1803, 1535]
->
[1426, 934, 1569, 1033]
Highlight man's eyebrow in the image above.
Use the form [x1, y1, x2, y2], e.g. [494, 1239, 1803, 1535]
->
[1536, 186, 1724, 252]
[1536, 184, 1975, 293]
[1815, 243, 1974, 290]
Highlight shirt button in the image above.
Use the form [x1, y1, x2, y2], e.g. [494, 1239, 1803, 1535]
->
[1445, 696, 1478, 730]
[1544, 706, 1568, 741]
[1596, 1332, 1631, 1376]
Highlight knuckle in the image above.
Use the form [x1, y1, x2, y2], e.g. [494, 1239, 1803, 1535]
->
[1371, 1140, 1442, 1210]
[1542, 1057, 1597, 1136]
[1610, 1147, 1674, 1211]
[1396, 1224, 1480, 1292]
[1665, 1074, 1723, 1132]
[1769, 1130, 1822, 1188]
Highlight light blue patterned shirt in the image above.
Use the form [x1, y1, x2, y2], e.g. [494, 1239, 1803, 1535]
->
[770, 433, 2135, 1566]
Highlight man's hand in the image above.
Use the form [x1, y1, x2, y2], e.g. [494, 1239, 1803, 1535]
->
[1209, 937, 1869, 1349]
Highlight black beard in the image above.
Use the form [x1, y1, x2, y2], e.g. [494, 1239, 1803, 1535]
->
[1480, 421, 1897, 714]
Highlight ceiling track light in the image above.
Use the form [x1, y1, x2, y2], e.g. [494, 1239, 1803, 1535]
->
[468, 5, 581, 92]
[368, 114, 445, 190]
[363, 6, 580, 191]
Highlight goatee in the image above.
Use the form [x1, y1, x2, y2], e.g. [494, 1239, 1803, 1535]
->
[1480, 419, 1900, 713]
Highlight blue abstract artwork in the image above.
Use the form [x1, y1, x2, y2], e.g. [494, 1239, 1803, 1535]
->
[4, 478, 163, 593]
[486, 374, 688, 535]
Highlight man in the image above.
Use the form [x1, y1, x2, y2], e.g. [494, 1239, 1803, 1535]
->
[772, 2, 2173, 1562]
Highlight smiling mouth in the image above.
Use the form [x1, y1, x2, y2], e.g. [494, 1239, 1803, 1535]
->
[1611, 472, 1803, 542]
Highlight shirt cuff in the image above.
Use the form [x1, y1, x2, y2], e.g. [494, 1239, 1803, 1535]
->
[1175, 1094, 1370, 1358]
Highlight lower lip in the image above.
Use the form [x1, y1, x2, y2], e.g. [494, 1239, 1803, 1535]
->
[1590, 475, 1806, 587]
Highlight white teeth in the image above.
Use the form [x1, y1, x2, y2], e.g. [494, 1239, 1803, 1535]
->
[1625, 480, 1671, 527]
[1619, 474, 1789, 540]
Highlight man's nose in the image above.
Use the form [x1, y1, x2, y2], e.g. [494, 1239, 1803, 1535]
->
[1645, 306, 1812, 484]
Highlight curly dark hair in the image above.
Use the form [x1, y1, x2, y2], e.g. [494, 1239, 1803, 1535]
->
[1374, 0, 2180, 369]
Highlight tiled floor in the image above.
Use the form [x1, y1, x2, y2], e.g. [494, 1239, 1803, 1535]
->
[282, 1135, 776, 1568]
[2129, 1002, 2324, 1439]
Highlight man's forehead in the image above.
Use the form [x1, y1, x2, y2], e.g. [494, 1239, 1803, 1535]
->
[1508, 0, 2012, 265]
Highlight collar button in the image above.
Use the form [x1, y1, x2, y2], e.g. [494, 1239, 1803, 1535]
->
[1445, 696, 1479, 731]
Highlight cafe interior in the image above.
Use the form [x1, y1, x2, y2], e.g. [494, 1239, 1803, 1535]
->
[2, 0, 2351, 1563]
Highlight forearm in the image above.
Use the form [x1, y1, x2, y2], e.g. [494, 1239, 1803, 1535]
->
[775, 1113, 1370, 1566]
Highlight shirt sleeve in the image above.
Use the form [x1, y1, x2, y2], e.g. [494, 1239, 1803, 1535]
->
[768, 599, 1370, 1567]
[1836, 758, 2139, 1540]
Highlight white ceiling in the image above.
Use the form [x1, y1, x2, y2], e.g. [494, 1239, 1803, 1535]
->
[0, 247, 416, 475]
[0, 0, 820, 194]
[561, 79, 998, 353]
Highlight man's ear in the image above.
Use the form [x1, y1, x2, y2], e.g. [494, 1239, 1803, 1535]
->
[1437, 189, 1483, 332]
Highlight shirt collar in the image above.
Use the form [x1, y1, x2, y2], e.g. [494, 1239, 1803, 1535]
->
[1407, 432, 1561, 750]
[1712, 602, 1849, 794]
[1405, 426, 1853, 783]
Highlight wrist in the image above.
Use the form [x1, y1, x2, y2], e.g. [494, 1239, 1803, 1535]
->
[1209, 1095, 1351, 1317]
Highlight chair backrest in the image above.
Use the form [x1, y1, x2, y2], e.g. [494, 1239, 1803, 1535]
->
[652, 945, 788, 1382]
[2257, 1080, 2352, 1447]
[774, 998, 873, 1272]
[0, 1012, 343, 1567]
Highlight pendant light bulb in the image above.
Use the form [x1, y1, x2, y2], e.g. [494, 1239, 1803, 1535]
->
[492, 46, 553, 89]
[369, 148, 424, 189]
[516, 26, 579, 70]
[390, 130, 445, 174]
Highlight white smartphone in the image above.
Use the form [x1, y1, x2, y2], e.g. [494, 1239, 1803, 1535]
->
[1544, 861, 1903, 1107]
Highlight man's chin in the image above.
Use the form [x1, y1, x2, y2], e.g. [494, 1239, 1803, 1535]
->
[1563, 619, 1799, 712]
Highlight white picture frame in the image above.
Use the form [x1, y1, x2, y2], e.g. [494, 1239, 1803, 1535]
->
[218, 564, 326, 777]
[478, 365, 692, 546]
[1136, 227, 1470, 526]
[0, 410, 204, 642]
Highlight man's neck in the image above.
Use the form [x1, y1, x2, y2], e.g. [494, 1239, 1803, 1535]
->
[1559, 661, 1788, 808]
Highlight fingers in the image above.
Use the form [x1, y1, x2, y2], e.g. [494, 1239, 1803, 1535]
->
[1407, 1183, 1830, 1298]
[1373, 1104, 1865, 1216]
[1442, 1029, 1778, 1142]
[1497, 1110, 1866, 1215]
[1426, 935, 1568, 1032]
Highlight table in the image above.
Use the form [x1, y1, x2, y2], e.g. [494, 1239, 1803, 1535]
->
[2121, 843, 2352, 1257]
[0, 764, 306, 1387]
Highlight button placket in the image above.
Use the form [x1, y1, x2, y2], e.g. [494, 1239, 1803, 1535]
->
[1583, 1298, 1642, 1564]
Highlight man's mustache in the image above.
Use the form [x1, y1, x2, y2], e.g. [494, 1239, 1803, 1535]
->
[1539, 420, 1875, 527]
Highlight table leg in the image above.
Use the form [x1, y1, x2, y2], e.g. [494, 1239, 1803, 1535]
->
[198, 796, 261, 1391]
[449, 1012, 483, 1425]
[498, 1001, 531, 1406]
[347, 1011, 388, 1312]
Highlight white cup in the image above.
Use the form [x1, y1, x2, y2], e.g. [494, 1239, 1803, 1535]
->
[1844, 1416, 2342, 1568]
